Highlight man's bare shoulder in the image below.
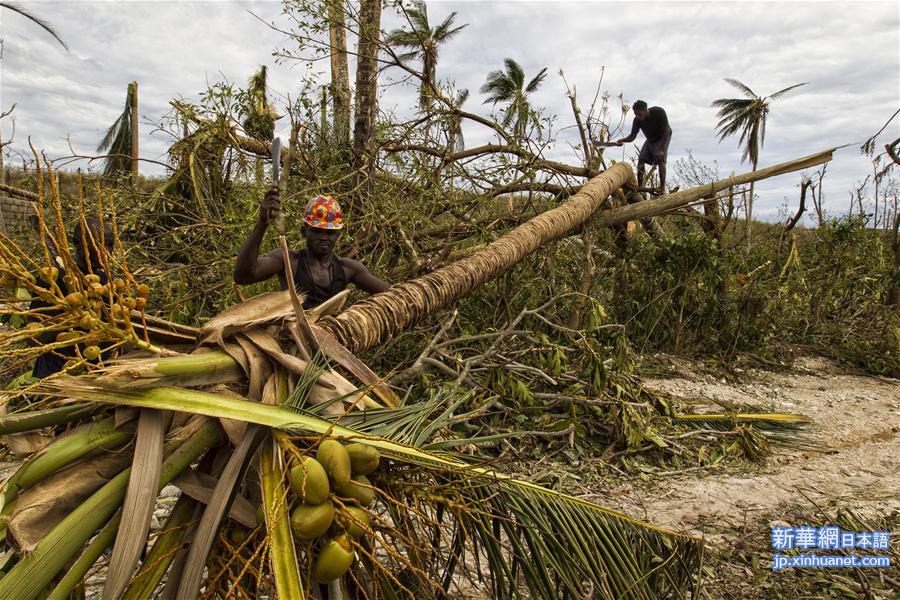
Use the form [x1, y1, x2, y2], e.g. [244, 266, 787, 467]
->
[338, 256, 366, 273]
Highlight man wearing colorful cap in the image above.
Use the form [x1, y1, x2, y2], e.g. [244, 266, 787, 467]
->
[234, 186, 389, 308]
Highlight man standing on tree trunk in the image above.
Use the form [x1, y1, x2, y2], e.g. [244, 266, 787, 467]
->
[616, 100, 672, 195]
[234, 188, 389, 308]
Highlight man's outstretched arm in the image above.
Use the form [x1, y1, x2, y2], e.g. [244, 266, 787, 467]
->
[343, 259, 390, 295]
[616, 118, 641, 145]
[234, 185, 285, 284]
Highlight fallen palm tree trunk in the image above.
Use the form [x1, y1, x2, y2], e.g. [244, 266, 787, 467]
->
[319, 149, 835, 354]
[599, 149, 835, 227]
[0, 149, 829, 599]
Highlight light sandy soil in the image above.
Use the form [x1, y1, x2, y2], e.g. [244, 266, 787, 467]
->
[601, 355, 899, 536]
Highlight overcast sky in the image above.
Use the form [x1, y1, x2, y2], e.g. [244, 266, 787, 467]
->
[1, 0, 898, 225]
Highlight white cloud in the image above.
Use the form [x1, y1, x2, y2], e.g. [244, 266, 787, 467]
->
[0, 0, 897, 224]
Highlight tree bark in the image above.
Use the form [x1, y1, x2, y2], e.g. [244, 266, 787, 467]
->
[130, 81, 139, 186]
[0, 183, 38, 201]
[0, 126, 5, 186]
[327, 0, 351, 148]
[889, 212, 900, 306]
[320, 162, 634, 353]
[785, 178, 812, 231]
[351, 0, 382, 213]
[886, 136, 900, 166]
[745, 161, 757, 248]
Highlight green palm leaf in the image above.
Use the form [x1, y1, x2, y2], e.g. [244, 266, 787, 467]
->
[480, 58, 547, 140]
[37, 379, 702, 599]
[386, 0, 468, 111]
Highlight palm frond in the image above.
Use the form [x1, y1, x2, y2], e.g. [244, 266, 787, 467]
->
[713, 79, 805, 167]
[503, 57, 525, 90]
[525, 67, 548, 93]
[406, 0, 430, 34]
[103, 409, 165, 600]
[670, 412, 810, 431]
[670, 412, 816, 451]
[36, 379, 703, 599]
[97, 83, 136, 177]
[768, 81, 808, 101]
[723, 77, 757, 99]
[0, 1, 69, 51]
[433, 12, 467, 42]
[384, 29, 424, 51]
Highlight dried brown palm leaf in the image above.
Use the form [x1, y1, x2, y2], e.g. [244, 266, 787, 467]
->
[171, 468, 257, 527]
[9, 444, 133, 552]
[307, 288, 349, 318]
[241, 327, 376, 410]
[198, 290, 298, 345]
[235, 333, 272, 402]
[313, 323, 401, 408]
[104, 408, 166, 600]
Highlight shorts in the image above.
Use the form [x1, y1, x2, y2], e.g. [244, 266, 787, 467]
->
[639, 127, 672, 165]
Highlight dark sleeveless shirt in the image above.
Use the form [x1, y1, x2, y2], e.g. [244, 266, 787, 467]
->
[292, 249, 348, 309]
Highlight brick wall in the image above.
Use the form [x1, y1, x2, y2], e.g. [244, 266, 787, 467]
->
[0, 194, 35, 236]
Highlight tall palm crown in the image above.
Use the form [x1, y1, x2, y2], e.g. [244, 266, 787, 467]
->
[480, 58, 548, 141]
[385, 0, 468, 111]
[712, 78, 807, 167]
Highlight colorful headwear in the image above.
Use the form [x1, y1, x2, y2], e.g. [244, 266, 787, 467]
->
[303, 195, 344, 230]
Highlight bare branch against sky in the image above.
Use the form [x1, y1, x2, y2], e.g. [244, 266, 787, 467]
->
[0, 1, 897, 220]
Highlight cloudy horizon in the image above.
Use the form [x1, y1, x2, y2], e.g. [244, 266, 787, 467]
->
[1, 0, 898, 226]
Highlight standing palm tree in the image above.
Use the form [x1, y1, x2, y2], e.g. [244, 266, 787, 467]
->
[445, 88, 469, 154]
[712, 78, 807, 241]
[351, 0, 381, 210]
[385, 0, 467, 112]
[480, 58, 548, 142]
[97, 82, 137, 179]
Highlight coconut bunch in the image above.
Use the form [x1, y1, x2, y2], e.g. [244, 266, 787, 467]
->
[0, 314, 705, 599]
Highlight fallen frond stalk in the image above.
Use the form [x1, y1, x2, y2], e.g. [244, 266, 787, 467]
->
[0, 418, 222, 600]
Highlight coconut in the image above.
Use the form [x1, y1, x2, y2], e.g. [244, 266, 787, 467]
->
[346, 443, 380, 476]
[338, 505, 370, 537]
[316, 439, 351, 487]
[312, 534, 355, 582]
[290, 502, 335, 540]
[288, 456, 330, 505]
[335, 475, 375, 508]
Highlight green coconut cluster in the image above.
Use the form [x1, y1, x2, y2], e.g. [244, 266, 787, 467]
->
[286, 440, 381, 582]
